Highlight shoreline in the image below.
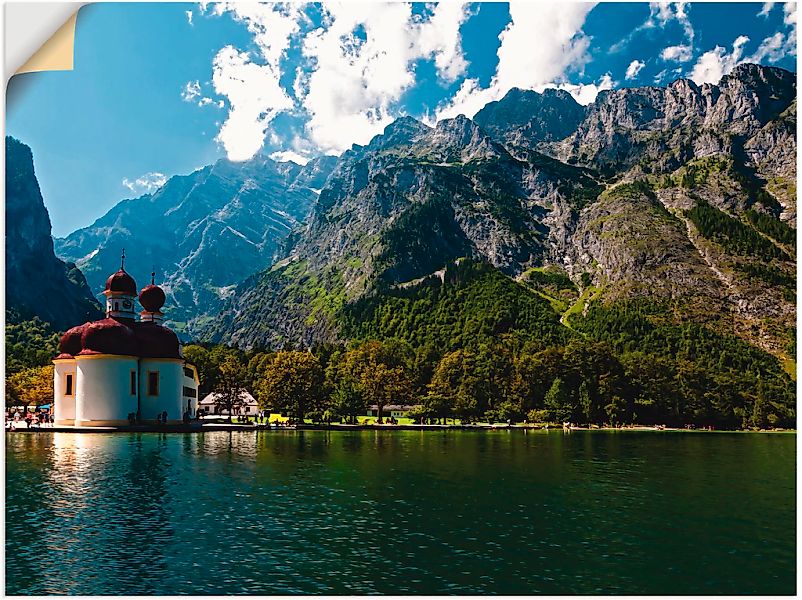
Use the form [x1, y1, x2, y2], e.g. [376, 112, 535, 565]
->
[4, 422, 795, 434]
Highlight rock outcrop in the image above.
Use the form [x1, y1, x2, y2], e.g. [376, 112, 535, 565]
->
[5, 137, 103, 330]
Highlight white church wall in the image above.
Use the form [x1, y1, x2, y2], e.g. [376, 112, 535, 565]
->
[182, 365, 199, 418]
[53, 359, 76, 425]
[74, 355, 139, 426]
[139, 359, 183, 423]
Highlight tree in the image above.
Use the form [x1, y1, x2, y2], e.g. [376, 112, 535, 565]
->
[247, 352, 275, 398]
[329, 376, 365, 424]
[213, 354, 247, 423]
[7, 365, 54, 409]
[339, 340, 413, 423]
[544, 377, 574, 423]
[257, 351, 324, 424]
[183, 345, 215, 396]
[421, 392, 452, 424]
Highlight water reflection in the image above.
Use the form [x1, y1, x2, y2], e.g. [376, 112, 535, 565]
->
[6, 431, 797, 595]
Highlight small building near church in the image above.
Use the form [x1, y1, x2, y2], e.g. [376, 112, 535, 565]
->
[52, 254, 199, 426]
[198, 391, 258, 416]
[366, 404, 420, 419]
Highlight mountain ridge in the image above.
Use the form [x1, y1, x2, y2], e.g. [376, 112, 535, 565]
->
[203, 64, 795, 363]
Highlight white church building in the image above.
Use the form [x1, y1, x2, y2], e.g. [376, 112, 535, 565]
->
[53, 254, 199, 427]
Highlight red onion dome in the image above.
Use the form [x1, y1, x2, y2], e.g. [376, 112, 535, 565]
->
[58, 323, 87, 356]
[139, 284, 166, 312]
[78, 318, 137, 356]
[134, 322, 181, 359]
[105, 269, 137, 295]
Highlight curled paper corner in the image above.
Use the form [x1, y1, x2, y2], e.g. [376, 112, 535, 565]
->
[16, 10, 78, 75]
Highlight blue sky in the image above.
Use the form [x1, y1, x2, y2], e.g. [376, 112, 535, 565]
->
[6, 2, 797, 237]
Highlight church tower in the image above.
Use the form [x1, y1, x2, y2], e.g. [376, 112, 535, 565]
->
[103, 249, 138, 322]
[139, 270, 166, 324]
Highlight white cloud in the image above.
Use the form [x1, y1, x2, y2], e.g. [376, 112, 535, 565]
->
[613, 3, 694, 56]
[661, 44, 693, 62]
[689, 35, 750, 85]
[651, 2, 694, 41]
[625, 59, 646, 80]
[435, 3, 596, 120]
[299, 2, 472, 153]
[748, 31, 787, 62]
[746, 3, 797, 65]
[181, 80, 201, 103]
[182, 80, 225, 109]
[205, 2, 472, 158]
[690, 3, 796, 87]
[212, 45, 294, 162]
[203, 4, 303, 161]
[122, 172, 168, 194]
[554, 73, 615, 106]
[269, 150, 310, 165]
[186, 10, 193, 25]
[758, 2, 775, 17]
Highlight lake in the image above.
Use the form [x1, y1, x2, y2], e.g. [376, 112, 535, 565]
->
[5, 430, 796, 595]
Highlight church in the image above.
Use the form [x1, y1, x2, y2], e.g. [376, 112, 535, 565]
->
[53, 254, 199, 427]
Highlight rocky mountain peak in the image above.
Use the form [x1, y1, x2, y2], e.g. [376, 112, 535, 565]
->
[5, 137, 102, 330]
[474, 85, 587, 149]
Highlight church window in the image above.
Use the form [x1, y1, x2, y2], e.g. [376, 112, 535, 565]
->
[147, 371, 159, 396]
[65, 373, 74, 396]
[130, 370, 137, 395]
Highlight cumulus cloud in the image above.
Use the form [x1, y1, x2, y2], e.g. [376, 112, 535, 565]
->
[689, 35, 750, 85]
[612, 2, 694, 54]
[212, 45, 294, 161]
[435, 3, 596, 119]
[269, 150, 310, 165]
[202, 4, 303, 161]
[690, 3, 796, 86]
[186, 10, 193, 25]
[758, 2, 775, 17]
[202, 2, 473, 158]
[748, 3, 797, 63]
[661, 44, 693, 62]
[625, 59, 646, 80]
[122, 172, 168, 194]
[182, 79, 225, 109]
[298, 2, 472, 153]
[181, 80, 201, 103]
[554, 73, 615, 106]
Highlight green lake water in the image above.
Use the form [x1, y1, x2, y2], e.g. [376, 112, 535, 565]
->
[5, 430, 796, 595]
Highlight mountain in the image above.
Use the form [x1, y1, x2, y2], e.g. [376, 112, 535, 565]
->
[5, 137, 102, 331]
[205, 112, 601, 348]
[474, 87, 586, 148]
[55, 155, 337, 336]
[206, 64, 795, 368]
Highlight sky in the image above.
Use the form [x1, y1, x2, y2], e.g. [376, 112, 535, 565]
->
[6, 1, 797, 237]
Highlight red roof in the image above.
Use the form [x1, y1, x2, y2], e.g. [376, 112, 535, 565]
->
[79, 318, 138, 356]
[57, 317, 181, 359]
[105, 269, 137, 295]
[139, 284, 166, 312]
[59, 324, 87, 356]
[133, 322, 180, 359]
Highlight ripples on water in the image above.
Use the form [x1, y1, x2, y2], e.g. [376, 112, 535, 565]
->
[5, 430, 796, 595]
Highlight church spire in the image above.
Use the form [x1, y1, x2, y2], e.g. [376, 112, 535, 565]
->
[121, 248, 126, 270]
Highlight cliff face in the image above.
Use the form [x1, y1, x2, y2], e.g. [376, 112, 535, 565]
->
[205, 64, 795, 359]
[55, 155, 336, 336]
[5, 137, 102, 330]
